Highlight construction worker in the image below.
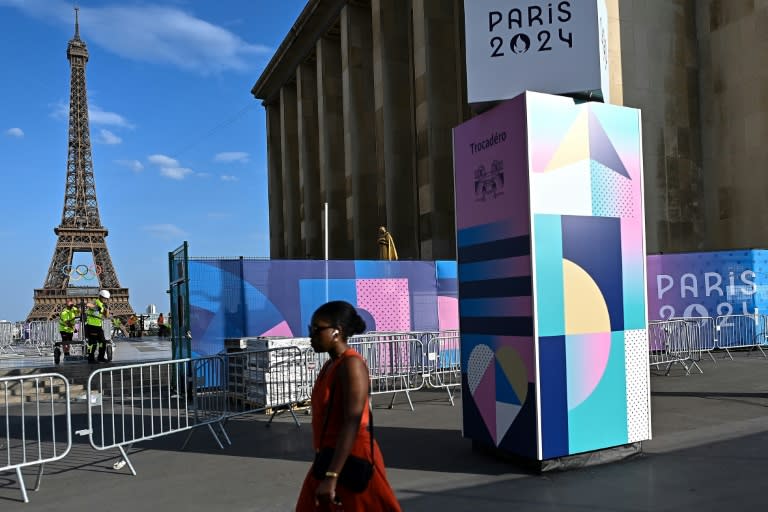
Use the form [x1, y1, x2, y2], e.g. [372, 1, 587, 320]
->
[157, 313, 166, 338]
[85, 289, 110, 363]
[55, 299, 79, 364]
[127, 314, 137, 338]
[112, 316, 128, 338]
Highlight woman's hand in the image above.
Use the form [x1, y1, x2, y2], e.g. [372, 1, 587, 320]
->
[314, 476, 340, 508]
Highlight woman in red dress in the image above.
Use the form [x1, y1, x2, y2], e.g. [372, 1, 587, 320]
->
[296, 301, 401, 512]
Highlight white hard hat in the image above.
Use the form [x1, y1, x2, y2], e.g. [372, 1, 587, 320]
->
[99, 290, 111, 299]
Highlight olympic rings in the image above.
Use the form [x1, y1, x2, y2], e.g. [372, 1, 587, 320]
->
[60, 264, 102, 281]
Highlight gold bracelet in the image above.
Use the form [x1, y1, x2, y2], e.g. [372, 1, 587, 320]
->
[324, 471, 339, 479]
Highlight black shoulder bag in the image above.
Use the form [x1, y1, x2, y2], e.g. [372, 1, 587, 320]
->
[311, 361, 375, 493]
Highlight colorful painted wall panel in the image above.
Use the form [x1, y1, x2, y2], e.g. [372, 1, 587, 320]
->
[453, 91, 650, 462]
[187, 259, 457, 357]
[646, 250, 768, 320]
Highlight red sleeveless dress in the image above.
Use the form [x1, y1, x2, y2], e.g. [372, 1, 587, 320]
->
[296, 349, 401, 512]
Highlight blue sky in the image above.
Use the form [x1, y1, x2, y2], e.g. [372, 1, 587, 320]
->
[0, 0, 305, 321]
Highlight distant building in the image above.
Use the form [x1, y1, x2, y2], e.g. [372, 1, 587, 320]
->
[146, 304, 157, 315]
[252, 0, 768, 256]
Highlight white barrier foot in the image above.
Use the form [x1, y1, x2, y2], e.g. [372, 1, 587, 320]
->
[117, 445, 136, 476]
[16, 467, 28, 503]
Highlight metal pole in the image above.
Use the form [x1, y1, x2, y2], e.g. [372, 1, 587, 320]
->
[324, 202, 329, 261]
[324, 202, 329, 302]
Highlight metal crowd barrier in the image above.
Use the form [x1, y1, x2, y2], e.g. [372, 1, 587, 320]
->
[77, 356, 228, 475]
[648, 320, 702, 375]
[424, 331, 461, 404]
[715, 314, 768, 359]
[675, 317, 717, 365]
[0, 322, 14, 354]
[302, 347, 330, 392]
[392, 330, 461, 404]
[349, 333, 425, 411]
[27, 321, 59, 355]
[13, 322, 25, 341]
[11, 319, 118, 362]
[648, 314, 768, 373]
[102, 319, 114, 341]
[1, 373, 71, 503]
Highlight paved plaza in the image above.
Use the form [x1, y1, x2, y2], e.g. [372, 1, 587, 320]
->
[0, 336, 171, 371]
[1, 349, 767, 510]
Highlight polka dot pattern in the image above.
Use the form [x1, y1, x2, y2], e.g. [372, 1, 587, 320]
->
[591, 160, 634, 218]
[356, 279, 411, 331]
[624, 329, 651, 442]
[467, 344, 494, 393]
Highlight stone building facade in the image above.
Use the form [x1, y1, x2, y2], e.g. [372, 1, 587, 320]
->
[253, 0, 768, 259]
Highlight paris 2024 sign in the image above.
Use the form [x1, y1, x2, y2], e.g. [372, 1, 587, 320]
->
[464, 0, 610, 104]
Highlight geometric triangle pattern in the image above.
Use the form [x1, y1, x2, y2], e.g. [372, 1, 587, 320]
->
[495, 358, 522, 405]
[588, 109, 631, 178]
[467, 343, 530, 446]
[542, 110, 589, 172]
[539, 105, 633, 188]
[496, 402, 523, 444]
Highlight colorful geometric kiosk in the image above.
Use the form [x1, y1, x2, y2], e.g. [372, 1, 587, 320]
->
[453, 91, 651, 466]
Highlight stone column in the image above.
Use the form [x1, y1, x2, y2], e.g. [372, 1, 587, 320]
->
[696, 0, 768, 250]
[605, 0, 624, 105]
[341, 2, 380, 259]
[297, 60, 322, 259]
[412, 0, 463, 259]
[372, 0, 418, 259]
[280, 82, 302, 258]
[265, 102, 285, 258]
[617, 0, 703, 253]
[317, 34, 351, 259]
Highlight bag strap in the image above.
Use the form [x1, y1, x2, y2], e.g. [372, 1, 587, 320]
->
[319, 355, 374, 463]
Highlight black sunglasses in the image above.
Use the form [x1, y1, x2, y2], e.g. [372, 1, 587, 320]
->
[308, 324, 334, 336]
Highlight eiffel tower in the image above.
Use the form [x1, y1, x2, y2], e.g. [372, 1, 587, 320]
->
[27, 9, 134, 321]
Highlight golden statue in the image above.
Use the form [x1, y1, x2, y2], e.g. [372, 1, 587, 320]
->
[377, 226, 398, 261]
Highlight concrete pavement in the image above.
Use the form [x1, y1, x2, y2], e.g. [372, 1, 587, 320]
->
[1, 353, 767, 510]
[0, 336, 171, 371]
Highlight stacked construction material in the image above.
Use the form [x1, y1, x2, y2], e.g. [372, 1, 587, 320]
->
[226, 337, 312, 410]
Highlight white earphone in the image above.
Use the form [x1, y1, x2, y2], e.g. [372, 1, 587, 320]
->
[332, 330, 339, 336]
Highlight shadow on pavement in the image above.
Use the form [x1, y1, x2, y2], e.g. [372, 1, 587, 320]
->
[395, 429, 768, 511]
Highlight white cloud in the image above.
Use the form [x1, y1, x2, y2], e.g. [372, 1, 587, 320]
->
[50, 102, 68, 120]
[147, 154, 194, 180]
[160, 167, 193, 180]
[4, 0, 272, 74]
[214, 151, 249, 163]
[220, 175, 239, 182]
[148, 154, 180, 167]
[4, 127, 24, 137]
[51, 101, 133, 128]
[97, 129, 122, 145]
[89, 104, 134, 128]
[115, 159, 144, 172]
[143, 223, 187, 240]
